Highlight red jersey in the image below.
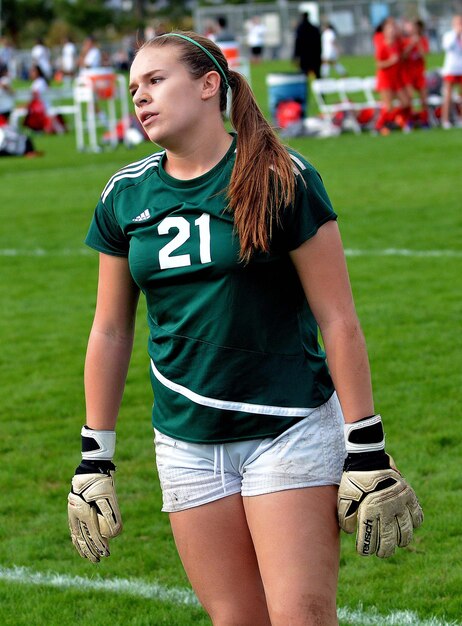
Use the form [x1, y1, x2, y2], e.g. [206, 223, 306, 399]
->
[375, 36, 404, 91]
[402, 35, 429, 89]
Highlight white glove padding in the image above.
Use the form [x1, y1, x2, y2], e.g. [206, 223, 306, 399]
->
[68, 472, 123, 563]
[338, 464, 423, 558]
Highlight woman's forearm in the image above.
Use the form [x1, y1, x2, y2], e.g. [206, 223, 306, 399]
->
[320, 316, 375, 424]
[84, 325, 135, 430]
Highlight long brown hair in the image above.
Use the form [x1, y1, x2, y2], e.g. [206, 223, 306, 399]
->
[137, 31, 296, 262]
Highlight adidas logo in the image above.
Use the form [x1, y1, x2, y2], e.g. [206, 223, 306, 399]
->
[132, 209, 151, 222]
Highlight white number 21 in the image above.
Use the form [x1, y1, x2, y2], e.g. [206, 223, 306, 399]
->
[158, 213, 211, 270]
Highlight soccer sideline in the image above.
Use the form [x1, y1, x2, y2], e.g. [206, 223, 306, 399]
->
[0, 566, 458, 626]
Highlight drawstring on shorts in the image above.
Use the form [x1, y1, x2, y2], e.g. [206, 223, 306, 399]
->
[213, 444, 227, 494]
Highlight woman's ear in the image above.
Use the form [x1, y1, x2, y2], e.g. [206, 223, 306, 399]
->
[201, 71, 221, 100]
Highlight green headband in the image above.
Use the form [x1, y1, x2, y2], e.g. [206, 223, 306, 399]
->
[163, 33, 230, 91]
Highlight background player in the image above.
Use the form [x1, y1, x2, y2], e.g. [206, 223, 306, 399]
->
[402, 19, 430, 127]
[441, 14, 462, 129]
[374, 17, 412, 134]
[321, 22, 347, 78]
[68, 31, 423, 626]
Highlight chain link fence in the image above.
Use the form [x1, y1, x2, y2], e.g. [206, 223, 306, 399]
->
[193, 0, 462, 58]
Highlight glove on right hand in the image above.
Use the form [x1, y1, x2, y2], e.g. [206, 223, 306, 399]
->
[68, 467, 122, 563]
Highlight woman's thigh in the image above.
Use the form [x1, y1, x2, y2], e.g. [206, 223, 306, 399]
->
[169, 494, 271, 626]
[244, 485, 340, 626]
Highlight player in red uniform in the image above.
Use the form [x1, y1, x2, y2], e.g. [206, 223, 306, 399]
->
[374, 18, 412, 134]
[402, 20, 430, 126]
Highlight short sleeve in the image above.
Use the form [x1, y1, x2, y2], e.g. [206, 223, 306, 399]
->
[85, 197, 129, 257]
[274, 159, 337, 252]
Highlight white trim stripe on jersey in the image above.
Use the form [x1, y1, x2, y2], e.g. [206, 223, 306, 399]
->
[151, 360, 316, 418]
[101, 153, 164, 203]
[289, 153, 307, 174]
[101, 153, 160, 197]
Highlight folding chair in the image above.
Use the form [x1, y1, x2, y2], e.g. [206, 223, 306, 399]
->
[361, 76, 380, 104]
[311, 78, 361, 134]
[339, 77, 381, 130]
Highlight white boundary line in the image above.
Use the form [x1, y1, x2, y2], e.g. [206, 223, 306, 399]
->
[0, 248, 461, 258]
[0, 566, 459, 626]
[343, 249, 462, 258]
[0, 248, 92, 257]
[0, 565, 198, 606]
[337, 606, 460, 626]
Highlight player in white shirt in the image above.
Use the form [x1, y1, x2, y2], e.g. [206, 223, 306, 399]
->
[321, 24, 347, 78]
[0, 63, 14, 121]
[247, 16, 266, 63]
[441, 15, 462, 128]
[31, 38, 52, 81]
[61, 37, 77, 80]
[79, 36, 102, 70]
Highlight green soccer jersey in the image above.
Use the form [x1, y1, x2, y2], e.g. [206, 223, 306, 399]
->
[86, 135, 337, 443]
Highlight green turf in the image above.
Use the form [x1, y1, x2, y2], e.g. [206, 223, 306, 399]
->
[0, 55, 461, 625]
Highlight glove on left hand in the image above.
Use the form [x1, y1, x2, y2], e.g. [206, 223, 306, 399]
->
[338, 457, 423, 557]
[337, 415, 423, 558]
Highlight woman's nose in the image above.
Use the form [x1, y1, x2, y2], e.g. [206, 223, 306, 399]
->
[134, 91, 151, 107]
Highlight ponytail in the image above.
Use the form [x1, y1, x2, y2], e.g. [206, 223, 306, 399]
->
[228, 71, 296, 262]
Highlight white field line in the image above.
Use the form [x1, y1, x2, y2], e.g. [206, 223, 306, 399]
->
[337, 606, 460, 626]
[0, 248, 461, 258]
[0, 565, 198, 606]
[343, 249, 462, 258]
[0, 566, 459, 626]
[0, 248, 92, 257]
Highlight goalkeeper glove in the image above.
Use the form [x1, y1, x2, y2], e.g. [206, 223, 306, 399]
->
[337, 415, 423, 558]
[68, 426, 122, 563]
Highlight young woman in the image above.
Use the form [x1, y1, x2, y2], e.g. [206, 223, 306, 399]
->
[402, 20, 430, 127]
[0, 63, 14, 122]
[68, 31, 423, 626]
[374, 18, 412, 134]
[321, 23, 347, 78]
[24, 65, 65, 134]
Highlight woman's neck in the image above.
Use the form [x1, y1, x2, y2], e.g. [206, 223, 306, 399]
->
[163, 130, 233, 180]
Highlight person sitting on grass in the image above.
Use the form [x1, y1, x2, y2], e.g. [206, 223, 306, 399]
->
[23, 64, 66, 134]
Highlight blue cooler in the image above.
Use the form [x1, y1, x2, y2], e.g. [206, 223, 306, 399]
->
[266, 73, 308, 125]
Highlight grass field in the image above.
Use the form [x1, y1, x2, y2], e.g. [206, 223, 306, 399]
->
[1, 54, 461, 625]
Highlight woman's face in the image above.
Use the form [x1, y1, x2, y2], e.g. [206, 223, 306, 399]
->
[383, 19, 397, 39]
[129, 45, 207, 149]
[453, 16, 462, 35]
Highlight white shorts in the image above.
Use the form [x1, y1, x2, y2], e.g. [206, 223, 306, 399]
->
[154, 393, 345, 513]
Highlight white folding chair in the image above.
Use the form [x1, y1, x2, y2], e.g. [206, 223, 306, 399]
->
[339, 77, 381, 130]
[73, 79, 99, 152]
[361, 76, 380, 105]
[311, 78, 361, 134]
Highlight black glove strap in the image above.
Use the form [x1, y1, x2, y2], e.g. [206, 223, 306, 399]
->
[75, 459, 116, 476]
[343, 450, 391, 472]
